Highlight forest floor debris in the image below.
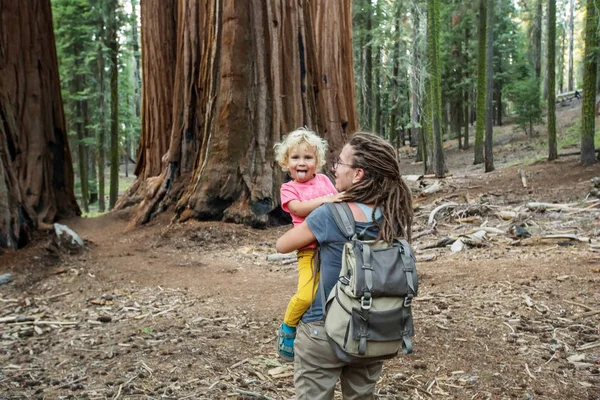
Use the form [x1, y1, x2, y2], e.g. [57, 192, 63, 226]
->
[1, 138, 600, 398]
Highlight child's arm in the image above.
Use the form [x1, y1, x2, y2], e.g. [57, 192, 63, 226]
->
[286, 193, 343, 218]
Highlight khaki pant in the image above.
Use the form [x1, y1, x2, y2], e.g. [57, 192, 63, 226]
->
[294, 321, 383, 400]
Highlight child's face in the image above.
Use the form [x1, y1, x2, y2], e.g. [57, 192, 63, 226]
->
[287, 142, 318, 183]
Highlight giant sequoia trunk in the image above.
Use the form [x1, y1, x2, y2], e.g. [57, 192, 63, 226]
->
[0, 0, 80, 249]
[117, 0, 357, 228]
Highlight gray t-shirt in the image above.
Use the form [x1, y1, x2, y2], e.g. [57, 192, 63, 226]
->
[302, 203, 381, 322]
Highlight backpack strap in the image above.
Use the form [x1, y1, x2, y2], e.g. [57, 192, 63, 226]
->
[398, 239, 416, 304]
[326, 203, 355, 239]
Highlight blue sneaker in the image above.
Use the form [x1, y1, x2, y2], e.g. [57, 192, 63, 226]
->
[277, 323, 296, 362]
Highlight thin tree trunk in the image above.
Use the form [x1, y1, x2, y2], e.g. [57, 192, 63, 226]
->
[411, 6, 422, 153]
[96, 30, 107, 212]
[463, 25, 470, 150]
[428, 0, 445, 177]
[558, 23, 565, 93]
[108, 0, 120, 209]
[548, 0, 557, 161]
[474, 0, 486, 165]
[365, 2, 373, 130]
[484, 0, 494, 173]
[389, 5, 401, 146]
[495, 64, 503, 126]
[567, 0, 574, 91]
[130, 0, 142, 120]
[0, 0, 79, 248]
[534, 0, 543, 80]
[581, 0, 598, 165]
[374, 46, 382, 136]
[76, 81, 89, 213]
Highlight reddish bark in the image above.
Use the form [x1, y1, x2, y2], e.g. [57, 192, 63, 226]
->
[119, 0, 357, 228]
[0, 1, 80, 248]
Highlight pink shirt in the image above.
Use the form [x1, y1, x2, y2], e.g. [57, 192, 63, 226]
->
[280, 173, 338, 226]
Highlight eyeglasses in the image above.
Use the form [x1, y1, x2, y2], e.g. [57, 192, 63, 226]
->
[333, 156, 354, 170]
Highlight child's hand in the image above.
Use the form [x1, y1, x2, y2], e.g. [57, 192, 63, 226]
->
[323, 192, 344, 203]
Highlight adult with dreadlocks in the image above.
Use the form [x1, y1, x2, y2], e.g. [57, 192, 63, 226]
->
[276, 132, 414, 400]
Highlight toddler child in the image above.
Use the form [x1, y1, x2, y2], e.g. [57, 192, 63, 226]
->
[273, 127, 341, 362]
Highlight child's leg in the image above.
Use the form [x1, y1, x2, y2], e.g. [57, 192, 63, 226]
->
[283, 249, 319, 327]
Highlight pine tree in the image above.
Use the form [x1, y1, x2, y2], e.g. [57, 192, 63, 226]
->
[484, 0, 494, 173]
[547, 0, 557, 161]
[474, 0, 486, 164]
[107, 0, 120, 208]
[580, 0, 598, 165]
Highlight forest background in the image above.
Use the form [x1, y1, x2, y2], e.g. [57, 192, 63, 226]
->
[50, 0, 597, 217]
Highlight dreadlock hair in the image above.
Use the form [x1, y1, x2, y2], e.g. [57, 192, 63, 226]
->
[341, 132, 413, 243]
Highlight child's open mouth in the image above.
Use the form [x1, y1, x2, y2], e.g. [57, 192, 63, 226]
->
[296, 170, 308, 179]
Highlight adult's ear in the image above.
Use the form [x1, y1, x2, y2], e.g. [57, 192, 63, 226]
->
[352, 168, 366, 184]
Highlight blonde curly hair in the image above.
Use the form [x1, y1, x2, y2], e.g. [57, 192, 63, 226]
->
[274, 127, 328, 172]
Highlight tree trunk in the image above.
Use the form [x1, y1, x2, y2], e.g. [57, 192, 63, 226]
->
[131, 0, 177, 191]
[463, 25, 470, 150]
[118, 0, 357, 227]
[0, 0, 80, 248]
[75, 77, 89, 213]
[374, 46, 382, 135]
[474, 0, 486, 165]
[130, 0, 142, 120]
[108, 0, 120, 209]
[558, 23, 565, 93]
[534, 0, 543, 80]
[428, 0, 445, 178]
[96, 28, 107, 212]
[364, 1, 373, 130]
[568, 0, 574, 91]
[484, 0, 494, 173]
[495, 66, 503, 126]
[547, 0, 558, 161]
[389, 6, 401, 147]
[581, 0, 598, 165]
[411, 6, 421, 152]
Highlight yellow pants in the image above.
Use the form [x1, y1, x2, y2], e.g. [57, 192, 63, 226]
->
[283, 249, 319, 327]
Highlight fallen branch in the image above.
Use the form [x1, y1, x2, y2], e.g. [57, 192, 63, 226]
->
[0, 316, 35, 324]
[524, 363, 536, 380]
[230, 357, 249, 369]
[34, 292, 71, 302]
[428, 202, 458, 227]
[51, 375, 88, 391]
[526, 202, 588, 213]
[266, 253, 296, 262]
[234, 390, 275, 400]
[575, 309, 600, 319]
[413, 227, 436, 240]
[540, 234, 591, 243]
[576, 341, 600, 351]
[563, 300, 593, 311]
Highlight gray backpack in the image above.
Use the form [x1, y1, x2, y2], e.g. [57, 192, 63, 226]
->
[320, 203, 417, 362]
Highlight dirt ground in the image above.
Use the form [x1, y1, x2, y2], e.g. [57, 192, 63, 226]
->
[1, 102, 600, 400]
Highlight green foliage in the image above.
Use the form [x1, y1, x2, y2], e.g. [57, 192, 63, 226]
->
[52, 0, 141, 211]
[505, 78, 544, 136]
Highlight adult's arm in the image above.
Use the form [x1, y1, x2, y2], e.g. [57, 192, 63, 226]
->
[276, 222, 316, 253]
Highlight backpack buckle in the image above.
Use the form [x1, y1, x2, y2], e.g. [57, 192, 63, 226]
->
[403, 296, 413, 307]
[360, 294, 372, 310]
